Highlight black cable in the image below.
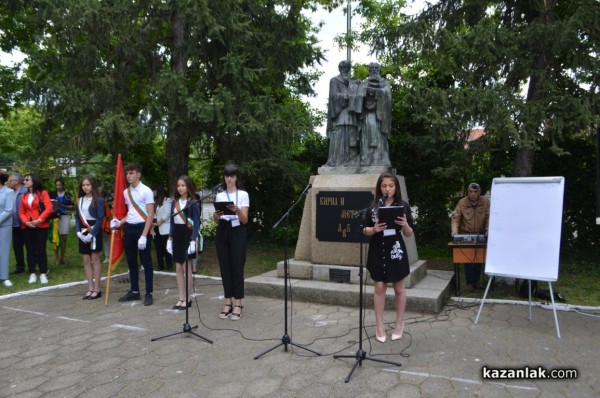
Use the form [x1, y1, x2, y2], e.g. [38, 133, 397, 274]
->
[187, 274, 279, 343]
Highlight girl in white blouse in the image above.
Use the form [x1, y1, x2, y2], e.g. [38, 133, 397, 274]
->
[75, 176, 105, 300]
[213, 164, 249, 321]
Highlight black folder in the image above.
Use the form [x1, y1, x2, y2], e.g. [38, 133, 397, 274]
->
[378, 206, 405, 227]
[214, 201, 235, 215]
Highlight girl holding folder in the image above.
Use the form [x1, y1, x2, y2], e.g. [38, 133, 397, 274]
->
[363, 171, 413, 343]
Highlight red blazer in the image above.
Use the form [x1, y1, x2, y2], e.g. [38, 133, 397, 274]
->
[19, 190, 54, 229]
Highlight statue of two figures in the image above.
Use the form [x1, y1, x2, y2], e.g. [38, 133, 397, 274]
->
[324, 61, 392, 168]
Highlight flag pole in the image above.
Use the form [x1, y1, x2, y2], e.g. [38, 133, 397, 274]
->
[104, 230, 116, 306]
[105, 153, 127, 305]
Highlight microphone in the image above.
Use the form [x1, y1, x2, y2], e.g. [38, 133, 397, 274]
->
[300, 183, 312, 197]
[211, 183, 224, 192]
[378, 194, 388, 206]
[272, 183, 312, 229]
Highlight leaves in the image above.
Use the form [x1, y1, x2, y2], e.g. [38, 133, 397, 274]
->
[358, 0, 600, 177]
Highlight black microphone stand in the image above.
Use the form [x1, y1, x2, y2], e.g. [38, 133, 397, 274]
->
[254, 183, 320, 359]
[334, 204, 401, 382]
[152, 198, 212, 344]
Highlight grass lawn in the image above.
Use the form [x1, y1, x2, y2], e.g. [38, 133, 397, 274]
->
[0, 229, 285, 296]
[2, 229, 599, 307]
[419, 246, 600, 307]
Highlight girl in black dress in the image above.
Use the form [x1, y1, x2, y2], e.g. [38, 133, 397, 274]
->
[363, 171, 413, 343]
[167, 176, 200, 310]
[75, 176, 105, 300]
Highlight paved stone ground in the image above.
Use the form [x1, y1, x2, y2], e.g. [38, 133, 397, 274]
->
[1, 272, 598, 397]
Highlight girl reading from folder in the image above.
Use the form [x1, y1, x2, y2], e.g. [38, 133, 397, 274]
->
[213, 164, 249, 321]
[363, 171, 413, 343]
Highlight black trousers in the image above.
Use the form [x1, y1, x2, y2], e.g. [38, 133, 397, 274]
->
[124, 223, 153, 294]
[465, 263, 483, 286]
[12, 227, 26, 272]
[153, 231, 172, 270]
[216, 221, 247, 299]
[22, 227, 48, 274]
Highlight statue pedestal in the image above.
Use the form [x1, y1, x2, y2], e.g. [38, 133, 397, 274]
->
[246, 172, 453, 313]
[293, 173, 421, 286]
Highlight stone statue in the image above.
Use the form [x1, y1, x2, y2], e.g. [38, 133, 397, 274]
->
[351, 62, 392, 167]
[322, 61, 392, 170]
[325, 60, 359, 167]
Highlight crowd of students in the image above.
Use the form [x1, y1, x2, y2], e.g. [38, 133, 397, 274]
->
[0, 164, 251, 321]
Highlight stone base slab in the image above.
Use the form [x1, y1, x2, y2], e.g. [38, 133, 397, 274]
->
[277, 258, 427, 288]
[246, 269, 453, 314]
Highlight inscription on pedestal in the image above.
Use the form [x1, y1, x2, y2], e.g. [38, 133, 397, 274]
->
[316, 191, 374, 242]
[329, 268, 351, 283]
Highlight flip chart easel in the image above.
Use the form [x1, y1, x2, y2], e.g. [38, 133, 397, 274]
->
[474, 177, 564, 338]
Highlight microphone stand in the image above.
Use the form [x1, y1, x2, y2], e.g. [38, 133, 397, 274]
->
[334, 204, 401, 382]
[254, 183, 320, 359]
[152, 198, 213, 344]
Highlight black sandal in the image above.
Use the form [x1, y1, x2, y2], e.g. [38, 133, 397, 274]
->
[173, 300, 184, 310]
[82, 291, 93, 300]
[230, 304, 243, 321]
[88, 291, 102, 300]
[219, 303, 233, 319]
[178, 300, 193, 310]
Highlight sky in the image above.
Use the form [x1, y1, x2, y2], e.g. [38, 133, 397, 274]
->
[0, 50, 24, 67]
[305, 5, 370, 123]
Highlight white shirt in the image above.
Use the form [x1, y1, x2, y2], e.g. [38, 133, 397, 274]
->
[79, 197, 95, 220]
[173, 199, 189, 225]
[155, 197, 172, 235]
[123, 182, 154, 224]
[215, 189, 250, 221]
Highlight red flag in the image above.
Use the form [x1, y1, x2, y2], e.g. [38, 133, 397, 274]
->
[109, 154, 127, 271]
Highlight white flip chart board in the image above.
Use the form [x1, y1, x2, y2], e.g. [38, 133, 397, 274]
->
[485, 177, 564, 282]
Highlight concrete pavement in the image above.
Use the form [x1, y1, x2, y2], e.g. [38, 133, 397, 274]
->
[1, 272, 598, 397]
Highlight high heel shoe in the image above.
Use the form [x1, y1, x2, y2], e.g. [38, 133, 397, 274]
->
[391, 322, 404, 341]
[375, 329, 386, 343]
[82, 291, 93, 300]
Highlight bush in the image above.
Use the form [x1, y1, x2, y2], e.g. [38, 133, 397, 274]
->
[200, 219, 217, 239]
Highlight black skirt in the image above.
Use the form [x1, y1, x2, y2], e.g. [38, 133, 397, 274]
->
[366, 232, 410, 283]
[172, 223, 197, 263]
[78, 220, 103, 255]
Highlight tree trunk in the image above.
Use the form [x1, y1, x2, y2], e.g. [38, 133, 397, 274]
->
[166, 128, 191, 194]
[513, 147, 535, 177]
[513, 0, 556, 178]
[165, 8, 191, 195]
